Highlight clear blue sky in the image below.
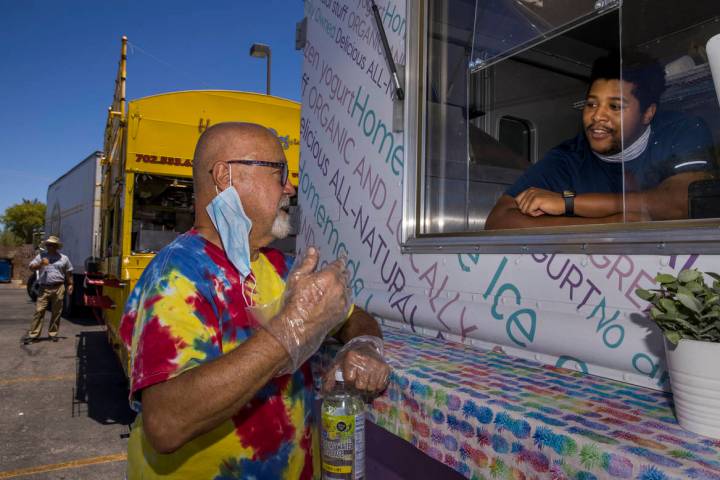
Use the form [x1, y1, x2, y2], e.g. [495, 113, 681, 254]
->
[0, 0, 304, 223]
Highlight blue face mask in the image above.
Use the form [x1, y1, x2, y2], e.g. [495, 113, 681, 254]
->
[206, 169, 253, 278]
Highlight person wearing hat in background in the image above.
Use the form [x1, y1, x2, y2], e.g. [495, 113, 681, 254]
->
[24, 236, 73, 343]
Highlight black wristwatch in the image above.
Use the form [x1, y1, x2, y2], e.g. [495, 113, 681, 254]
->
[562, 190, 576, 216]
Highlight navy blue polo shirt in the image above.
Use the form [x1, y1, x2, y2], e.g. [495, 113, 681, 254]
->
[506, 112, 716, 197]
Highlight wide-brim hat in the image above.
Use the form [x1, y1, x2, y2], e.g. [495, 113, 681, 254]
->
[44, 235, 62, 247]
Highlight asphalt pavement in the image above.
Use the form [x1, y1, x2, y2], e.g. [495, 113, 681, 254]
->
[0, 284, 133, 479]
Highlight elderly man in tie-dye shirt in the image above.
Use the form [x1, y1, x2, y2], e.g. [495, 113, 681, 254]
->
[120, 123, 390, 479]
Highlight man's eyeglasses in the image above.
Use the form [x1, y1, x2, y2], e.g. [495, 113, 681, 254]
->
[222, 160, 289, 186]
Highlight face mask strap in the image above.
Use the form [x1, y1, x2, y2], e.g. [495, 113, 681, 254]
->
[243, 272, 257, 306]
[214, 164, 234, 196]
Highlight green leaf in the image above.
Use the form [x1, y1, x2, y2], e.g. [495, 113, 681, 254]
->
[676, 316, 708, 333]
[678, 285, 692, 296]
[650, 307, 664, 320]
[705, 294, 719, 305]
[698, 323, 719, 334]
[677, 292, 702, 313]
[678, 269, 701, 283]
[635, 288, 655, 301]
[659, 298, 678, 313]
[665, 331, 681, 345]
[655, 312, 690, 323]
[656, 273, 677, 284]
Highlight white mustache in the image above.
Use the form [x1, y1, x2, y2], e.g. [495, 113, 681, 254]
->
[278, 197, 290, 210]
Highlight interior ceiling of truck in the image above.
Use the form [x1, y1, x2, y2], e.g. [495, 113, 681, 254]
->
[438, 0, 719, 58]
[620, 1, 719, 47]
[566, 2, 719, 50]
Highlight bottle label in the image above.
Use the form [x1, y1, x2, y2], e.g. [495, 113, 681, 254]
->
[321, 412, 365, 479]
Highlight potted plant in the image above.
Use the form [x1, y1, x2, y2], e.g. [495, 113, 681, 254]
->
[636, 269, 720, 439]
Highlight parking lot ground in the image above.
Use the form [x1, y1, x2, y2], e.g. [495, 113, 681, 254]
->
[0, 285, 133, 479]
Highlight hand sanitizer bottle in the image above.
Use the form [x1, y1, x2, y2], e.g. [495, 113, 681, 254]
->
[320, 370, 365, 479]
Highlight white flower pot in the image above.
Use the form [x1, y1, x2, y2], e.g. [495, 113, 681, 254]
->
[664, 338, 720, 439]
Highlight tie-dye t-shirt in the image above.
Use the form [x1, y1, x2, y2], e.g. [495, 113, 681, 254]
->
[120, 230, 316, 479]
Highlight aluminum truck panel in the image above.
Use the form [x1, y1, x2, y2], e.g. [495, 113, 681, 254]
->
[45, 152, 102, 275]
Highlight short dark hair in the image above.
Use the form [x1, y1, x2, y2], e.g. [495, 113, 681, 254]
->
[589, 51, 666, 111]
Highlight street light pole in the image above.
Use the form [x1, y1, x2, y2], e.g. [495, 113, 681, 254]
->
[265, 50, 271, 95]
[249, 43, 271, 95]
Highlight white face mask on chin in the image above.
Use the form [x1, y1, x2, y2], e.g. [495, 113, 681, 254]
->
[594, 125, 652, 163]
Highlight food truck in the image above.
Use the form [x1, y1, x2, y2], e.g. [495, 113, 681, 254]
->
[89, 37, 301, 373]
[298, 0, 720, 477]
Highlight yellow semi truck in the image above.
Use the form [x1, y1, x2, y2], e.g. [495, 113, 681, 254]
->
[88, 37, 301, 373]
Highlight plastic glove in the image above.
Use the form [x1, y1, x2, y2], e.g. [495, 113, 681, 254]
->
[322, 335, 391, 395]
[249, 247, 350, 374]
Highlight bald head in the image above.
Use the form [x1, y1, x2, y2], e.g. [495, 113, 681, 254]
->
[193, 122, 281, 195]
[191, 121, 295, 254]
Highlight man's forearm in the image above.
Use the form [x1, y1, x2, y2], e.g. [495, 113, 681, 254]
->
[573, 193, 624, 218]
[624, 172, 710, 220]
[141, 328, 289, 454]
[486, 207, 626, 230]
[335, 308, 382, 344]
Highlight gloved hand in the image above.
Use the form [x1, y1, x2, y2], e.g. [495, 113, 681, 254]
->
[322, 335, 391, 395]
[249, 246, 350, 374]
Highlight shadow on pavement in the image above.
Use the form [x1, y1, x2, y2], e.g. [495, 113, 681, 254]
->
[64, 304, 104, 327]
[74, 330, 136, 427]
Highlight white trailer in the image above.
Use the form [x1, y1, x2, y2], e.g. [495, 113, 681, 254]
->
[300, 0, 720, 477]
[45, 152, 103, 308]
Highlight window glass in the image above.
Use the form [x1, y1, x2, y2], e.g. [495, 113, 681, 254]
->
[422, 1, 472, 234]
[498, 116, 533, 163]
[619, 1, 720, 222]
[131, 174, 194, 253]
[419, 0, 720, 236]
[468, 0, 613, 70]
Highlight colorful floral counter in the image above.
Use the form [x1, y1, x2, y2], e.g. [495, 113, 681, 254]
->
[366, 328, 720, 480]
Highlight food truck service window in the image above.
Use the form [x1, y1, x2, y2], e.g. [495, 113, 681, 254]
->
[403, 0, 720, 254]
